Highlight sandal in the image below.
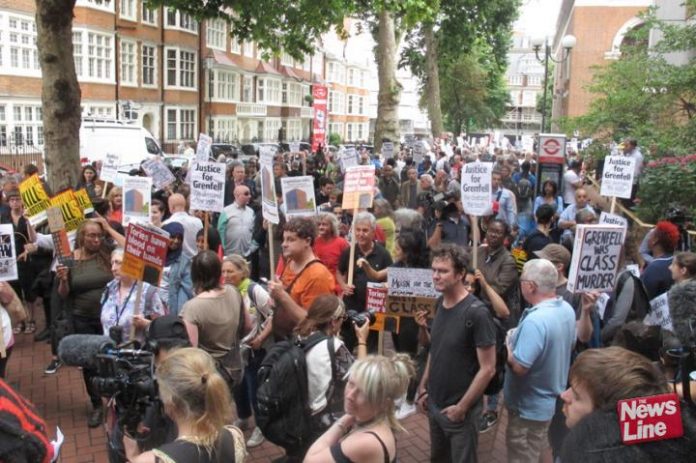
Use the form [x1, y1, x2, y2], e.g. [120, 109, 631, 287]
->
[24, 321, 36, 334]
[13, 322, 25, 335]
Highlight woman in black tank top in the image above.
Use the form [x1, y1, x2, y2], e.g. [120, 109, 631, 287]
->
[125, 348, 246, 463]
[304, 354, 415, 463]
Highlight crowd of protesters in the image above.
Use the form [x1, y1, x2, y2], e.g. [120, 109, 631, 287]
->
[0, 134, 695, 463]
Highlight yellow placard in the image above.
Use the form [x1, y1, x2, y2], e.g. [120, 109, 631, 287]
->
[19, 174, 51, 226]
[74, 188, 95, 214]
[50, 190, 85, 233]
[369, 312, 401, 333]
[385, 296, 438, 318]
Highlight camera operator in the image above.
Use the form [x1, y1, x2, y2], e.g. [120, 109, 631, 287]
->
[110, 315, 190, 463]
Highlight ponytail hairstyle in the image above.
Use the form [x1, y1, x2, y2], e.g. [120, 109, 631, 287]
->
[347, 354, 415, 431]
[156, 347, 233, 447]
[294, 294, 345, 337]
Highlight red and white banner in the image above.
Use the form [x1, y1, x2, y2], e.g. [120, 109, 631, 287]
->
[618, 393, 683, 445]
[311, 85, 328, 152]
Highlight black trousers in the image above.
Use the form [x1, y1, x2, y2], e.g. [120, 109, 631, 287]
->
[72, 314, 103, 408]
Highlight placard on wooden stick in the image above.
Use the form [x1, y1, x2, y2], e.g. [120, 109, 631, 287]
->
[566, 224, 626, 293]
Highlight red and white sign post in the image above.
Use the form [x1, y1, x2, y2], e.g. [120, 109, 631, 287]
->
[536, 133, 567, 197]
[311, 85, 328, 152]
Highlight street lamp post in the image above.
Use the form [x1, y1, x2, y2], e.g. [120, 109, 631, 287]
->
[530, 34, 577, 133]
[204, 53, 215, 139]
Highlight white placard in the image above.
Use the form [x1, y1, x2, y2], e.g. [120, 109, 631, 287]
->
[0, 224, 17, 281]
[599, 211, 629, 230]
[567, 224, 626, 293]
[281, 176, 317, 218]
[413, 142, 425, 163]
[100, 152, 120, 183]
[141, 158, 176, 190]
[259, 150, 279, 224]
[195, 133, 212, 162]
[600, 155, 636, 199]
[626, 264, 640, 278]
[290, 142, 301, 153]
[188, 161, 226, 212]
[382, 142, 394, 159]
[340, 149, 359, 172]
[644, 293, 673, 331]
[460, 162, 493, 216]
[596, 292, 611, 320]
[122, 176, 152, 226]
[387, 267, 439, 298]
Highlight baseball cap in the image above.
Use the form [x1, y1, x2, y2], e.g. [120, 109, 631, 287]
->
[147, 315, 189, 345]
[534, 244, 571, 269]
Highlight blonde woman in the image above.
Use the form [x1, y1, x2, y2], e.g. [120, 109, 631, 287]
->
[304, 354, 414, 463]
[107, 186, 123, 224]
[127, 347, 246, 462]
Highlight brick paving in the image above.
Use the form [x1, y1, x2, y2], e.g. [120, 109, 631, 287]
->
[5, 307, 508, 462]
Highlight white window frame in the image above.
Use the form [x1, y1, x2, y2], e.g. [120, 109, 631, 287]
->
[141, 0, 157, 25]
[284, 119, 301, 141]
[82, 103, 116, 118]
[230, 36, 241, 54]
[141, 43, 157, 87]
[119, 0, 136, 21]
[165, 47, 197, 90]
[5, 14, 41, 77]
[165, 8, 198, 34]
[120, 39, 137, 86]
[242, 75, 253, 102]
[1, 101, 44, 148]
[75, 0, 114, 13]
[206, 18, 226, 51]
[263, 118, 282, 142]
[212, 70, 238, 102]
[243, 41, 254, 57]
[328, 122, 343, 139]
[84, 31, 115, 83]
[73, 30, 84, 78]
[165, 106, 197, 142]
[257, 78, 281, 104]
[281, 50, 293, 67]
[212, 117, 237, 143]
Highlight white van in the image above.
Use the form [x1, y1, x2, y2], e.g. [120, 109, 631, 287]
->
[79, 118, 162, 172]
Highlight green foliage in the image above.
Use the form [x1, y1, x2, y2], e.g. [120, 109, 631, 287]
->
[636, 155, 696, 223]
[328, 132, 342, 146]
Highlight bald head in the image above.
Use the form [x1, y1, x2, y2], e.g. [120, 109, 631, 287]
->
[168, 193, 187, 213]
[234, 185, 251, 207]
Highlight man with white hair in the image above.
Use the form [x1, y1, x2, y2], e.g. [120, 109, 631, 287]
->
[504, 259, 576, 463]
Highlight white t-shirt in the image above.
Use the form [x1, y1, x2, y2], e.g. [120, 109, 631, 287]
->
[1, 307, 13, 351]
[306, 337, 351, 414]
[563, 169, 581, 205]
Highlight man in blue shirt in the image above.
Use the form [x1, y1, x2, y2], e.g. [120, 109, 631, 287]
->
[504, 259, 576, 463]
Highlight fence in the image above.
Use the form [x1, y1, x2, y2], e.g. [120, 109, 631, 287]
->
[0, 145, 44, 174]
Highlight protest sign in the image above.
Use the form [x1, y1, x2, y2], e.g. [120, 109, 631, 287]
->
[566, 224, 626, 293]
[0, 224, 17, 282]
[387, 268, 439, 298]
[100, 153, 120, 183]
[366, 283, 388, 313]
[601, 156, 636, 199]
[281, 176, 317, 218]
[74, 188, 94, 215]
[50, 190, 84, 237]
[385, 296, 438, 318]
[596, 292, 611, 320]
[460, 162, 493, 216]
[599, 211, 629, 230]
[47, 207, 73, 267]
[341, 165, 375, 210]
[618, 393, 683, 445]
[340, 148, 359, 172]
[643, 293, 673, 331]
[142, 158, 176, 190]
[188, 162, 226, 213]
[122, 176, 152, 225]
[259, 149, 279, 224]
[121, 223, 170, 286]
[382, 142, 394, 159]
[413, 141, 425, 164]
[195, 133, 212, 162]
[19, 174, 51, 226]
[290, 141, 301, 153]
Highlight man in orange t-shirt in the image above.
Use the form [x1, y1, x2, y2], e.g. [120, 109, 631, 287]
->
[268, 217, 335, 337]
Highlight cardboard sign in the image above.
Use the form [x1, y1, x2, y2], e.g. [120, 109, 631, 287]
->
[100, 153, 120, 183]
[340, 148, 359, 172]
[460, 162, 493, 216]
[47, 206, 74, 268]
[142, 158, 176, 190]
[19, 174, 51, 226]
[538, 134, 566, 165]
[122, 176, 152, 226]
[385, 295, 438, 318]
[366, 283, 388, 313]
[281, 176, 317, 218]
[50, 190, 84, 237]
[382, 142, 394, 159]
[599, 211, 629, 231]
[259, 149, 279, 224]
[566, 224, 626, 293]
[413, 141, 426, 163]
[601, 156, 636, 199]
[341, 165, 375, 210]
[121, 223, 170, 286]
[387, 267, 439, 298]
[188, 162, 226, 213]
[196, 133, 212, 162]
[618, 393, 683, 445]
[643, 293, 673, 331]
[0, 224, 17, 282]
[74, 188, 94, 215]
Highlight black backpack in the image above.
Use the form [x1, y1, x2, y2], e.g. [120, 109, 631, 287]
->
[485, 317, 508, 395]
[516, 176, 533, 201]
[255, 332, 334, 449]
[0, 379, 53, 463]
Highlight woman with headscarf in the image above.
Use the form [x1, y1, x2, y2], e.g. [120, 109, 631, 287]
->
[160, 222, 193, 316]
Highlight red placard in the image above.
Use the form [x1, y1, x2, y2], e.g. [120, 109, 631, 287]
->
[311, 85, 328, 152]
[121, 223, 170, 286]
[617, 393, 683, 445]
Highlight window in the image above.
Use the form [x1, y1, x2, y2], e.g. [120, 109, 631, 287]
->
[73, 32, 83, 77]
[142, 44, 156, 86]
[87, 32, 113, 80]
[327, 62, 344, 83]
[166, 108, 196, 141]
[302, 53, 311, 71]
[243, 41, 254, 57]
[242, 76, 253, 102]
[0, 105, 6, 147]
[328, 123, 343, 138]
[231, 36, 241, 54]
[213, 70, 238, 101]
[206, 18, 226, 50]
[8, 16, 39, 72]
[120, 40, 136, 84]
[347, 95, 354, 114]
[284, 119, 301, 141]
[8, 104, 43, 146]
[302, 84, 311, 107]
[141, 0, 157, 24]
[281, 50, 293, 67]
[328, 91, 344, 114]
[76, 0, 113, 11]
[120, 0, 136, 20]
[346, 123, 353, 142]
[165, 48, 196, 89]
[282, 82, 301, 106]
[347, 68, 356, 86]
[263, 119, 281, 142]
[165, 8, 198, 33]
[212, 117, 237, 142]
[83, 105, 115, 117]
[522, 90, 536, 106]
[358, 96, 364, 115]
[257, 78, 281, 104]
[359, 70, 366, 88]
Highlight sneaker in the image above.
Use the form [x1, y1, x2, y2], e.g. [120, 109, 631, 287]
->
[88, 406, 103, 428]
[478, 411, 498, 433]
[395, 401, 417, 420]
[44, 359, 62, 375]
[246, 427, 265, 448]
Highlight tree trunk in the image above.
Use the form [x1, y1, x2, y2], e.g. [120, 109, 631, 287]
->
[35, 0, 81, 193]
[373, 10, 400, 154]
[423, 23, 443, 138]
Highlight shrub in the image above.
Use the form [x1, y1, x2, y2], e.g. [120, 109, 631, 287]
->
[637, 154, 696, 223]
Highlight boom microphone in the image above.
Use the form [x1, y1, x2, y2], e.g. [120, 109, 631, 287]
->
[667, 280, 696, 348]
[58, 334, 115, 369]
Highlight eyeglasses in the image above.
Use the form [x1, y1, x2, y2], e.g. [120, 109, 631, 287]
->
[85, 233, 103, 239]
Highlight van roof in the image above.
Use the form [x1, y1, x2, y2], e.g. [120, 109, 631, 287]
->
[82, 117, 139, 127]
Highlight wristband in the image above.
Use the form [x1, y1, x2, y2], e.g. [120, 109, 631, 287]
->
[358, 342, 367, 346]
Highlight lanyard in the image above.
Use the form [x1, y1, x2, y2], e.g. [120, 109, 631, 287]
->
[115, 283, 136, 325]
